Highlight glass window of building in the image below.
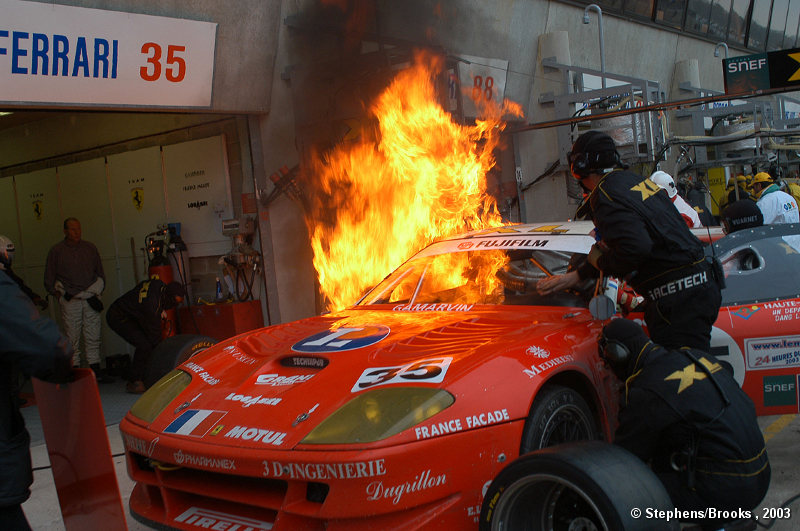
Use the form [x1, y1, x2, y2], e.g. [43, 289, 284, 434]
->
[728, 0, 752, 45]
[748, 0, 772, 50]
[625, 0, 656, 17]
[768, 0, 790, 49]
[655, 0, 688, 27]
[687, 0, 714, 33]
[709, 0, 733, 39]
[785, 0, 800, 48]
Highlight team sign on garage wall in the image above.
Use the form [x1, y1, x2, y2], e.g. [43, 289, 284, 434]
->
[0, 0, 216, 107]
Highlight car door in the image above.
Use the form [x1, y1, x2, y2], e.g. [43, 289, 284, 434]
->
[710, 223, 800, 415]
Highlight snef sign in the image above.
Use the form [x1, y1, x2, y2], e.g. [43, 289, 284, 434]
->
[723, 48, 800, 95]
[0, 0, 217, 108]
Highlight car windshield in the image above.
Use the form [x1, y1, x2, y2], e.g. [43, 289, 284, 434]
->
[359, 234, 596, 308]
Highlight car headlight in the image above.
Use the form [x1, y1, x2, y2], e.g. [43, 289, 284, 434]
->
[301, 387, 454, 444]
[129, 370, 192, 423]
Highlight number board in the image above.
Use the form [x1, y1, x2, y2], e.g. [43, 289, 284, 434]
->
[455, 54, 508, 119]
[0, 0, 216, 108]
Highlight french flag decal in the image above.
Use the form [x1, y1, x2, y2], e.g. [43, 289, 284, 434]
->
[164, 410, 227, 437]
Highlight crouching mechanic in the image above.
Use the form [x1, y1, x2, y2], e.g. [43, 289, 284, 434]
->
[538, 130, 722, 351]
[106, 278, 185, 394]
[600, 318, 770, 529]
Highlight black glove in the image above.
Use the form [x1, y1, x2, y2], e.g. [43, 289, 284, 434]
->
[87, 296, 104, 312]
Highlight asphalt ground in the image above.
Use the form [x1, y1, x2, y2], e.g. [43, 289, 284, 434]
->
[18, 378, 800, 530]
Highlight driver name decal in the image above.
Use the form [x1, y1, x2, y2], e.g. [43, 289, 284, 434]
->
[366, 470, 447, 505]
[393, 303, 474, 312]
[352, 357, 452, 392]
[292, 325, 390, 353]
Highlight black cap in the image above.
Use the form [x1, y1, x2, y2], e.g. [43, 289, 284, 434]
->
[572, 131, 617, 156]
[721, 199, 763, 233]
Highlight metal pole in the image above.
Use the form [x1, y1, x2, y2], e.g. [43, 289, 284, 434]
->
[583, 4, 606, 89]
[714, 42, 729, 59]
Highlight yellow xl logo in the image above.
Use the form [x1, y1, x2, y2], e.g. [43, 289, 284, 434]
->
[630, 179, 662, 201]
[664, 357, 721, 393]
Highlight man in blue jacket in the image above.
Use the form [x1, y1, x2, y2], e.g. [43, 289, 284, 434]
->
[1, 257, 73, 529]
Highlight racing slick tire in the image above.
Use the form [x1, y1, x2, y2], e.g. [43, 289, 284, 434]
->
[144, 334, 216, 388]
[520, 384, 599, 453]
[480, 441, 678, 531]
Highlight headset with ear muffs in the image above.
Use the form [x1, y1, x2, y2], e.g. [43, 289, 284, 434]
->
[569, 150, 622, 179]
[598, 333, 630, 366]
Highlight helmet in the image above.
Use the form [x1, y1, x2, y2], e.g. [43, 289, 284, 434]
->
[0, 235, 15, 268]
[752, 172, 773, 185]
[599, 318, 649, 380]
[721, 199, 763, 233]
[751, 172, 774, 198]
[568, 131, 620, 179]
[649, 171, 677, 198]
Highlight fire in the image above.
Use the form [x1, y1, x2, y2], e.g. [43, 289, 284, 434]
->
[307, 51, 522, 311]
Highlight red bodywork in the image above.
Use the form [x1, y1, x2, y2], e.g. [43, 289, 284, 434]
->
[119, 221, 800, 530]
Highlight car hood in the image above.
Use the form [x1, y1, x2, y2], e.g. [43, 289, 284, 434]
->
[145, 306, 594, 449]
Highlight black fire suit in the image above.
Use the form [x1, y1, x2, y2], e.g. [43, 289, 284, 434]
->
[614, 340, 770, 525]
[106, 278, 171, 383]
[578, 169, 722, 351]
[1, 271, 72, 529]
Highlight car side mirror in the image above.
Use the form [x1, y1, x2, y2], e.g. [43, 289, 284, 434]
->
[589, 295, 616, 321]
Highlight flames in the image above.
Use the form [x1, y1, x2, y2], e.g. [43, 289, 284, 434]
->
[307, 51, 522, 311]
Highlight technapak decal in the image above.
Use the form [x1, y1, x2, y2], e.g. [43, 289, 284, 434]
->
[174, 507, 272, 530]
[280, 355, 329, 369]
[747, 335, 800, 370]
[523, 354, 574, 378]
[414, 408, 510, 440]
[173, 450, 236, 471]
[225, 393, 282, 408]
[164, 410, 227, 437]
[366, 470, 447, 505]
[292, 325, 391, 353]
[224, 426, 286, 446]
[352, 357, 452, 392]
[261, 459, 387, 480]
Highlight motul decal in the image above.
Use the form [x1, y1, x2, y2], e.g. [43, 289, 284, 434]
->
[224, 425, 286, 446]
[292, 325, 390, 353]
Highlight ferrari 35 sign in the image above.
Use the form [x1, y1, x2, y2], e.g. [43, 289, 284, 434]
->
[0, 0, 217, 108]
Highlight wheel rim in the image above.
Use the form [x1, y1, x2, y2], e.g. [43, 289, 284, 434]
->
[539, 403, 593, 448]
[491, 473, 609, 531]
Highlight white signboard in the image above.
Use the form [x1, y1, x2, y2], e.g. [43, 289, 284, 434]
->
[455, 54, 508, 119]
[0, 0, 217, 107]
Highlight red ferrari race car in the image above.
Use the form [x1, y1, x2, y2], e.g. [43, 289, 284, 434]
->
[119, 221, 800, 531]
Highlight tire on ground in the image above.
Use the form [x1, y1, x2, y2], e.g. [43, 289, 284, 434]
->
[520, 383, 599, 453]
[480, 441, 678, 531]
[144, 334, 216, 388]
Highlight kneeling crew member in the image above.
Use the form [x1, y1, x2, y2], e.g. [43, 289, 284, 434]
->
[106, 278, 185, 394]
[538, 131, 722, 351]
[600, 319, 770, 527]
